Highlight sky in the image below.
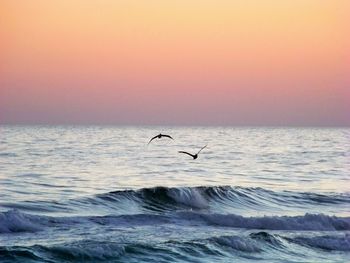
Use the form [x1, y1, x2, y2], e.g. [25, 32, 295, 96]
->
[1, 0, 349, 126]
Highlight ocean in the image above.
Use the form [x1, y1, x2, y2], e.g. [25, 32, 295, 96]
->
[0, 126, 349, 262]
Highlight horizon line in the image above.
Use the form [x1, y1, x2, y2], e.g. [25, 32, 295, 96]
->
[1, 123, 349, 129]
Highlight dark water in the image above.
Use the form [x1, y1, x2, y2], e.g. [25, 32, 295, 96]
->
[0, 126, 349, 262]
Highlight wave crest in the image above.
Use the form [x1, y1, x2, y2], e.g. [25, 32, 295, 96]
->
[1, 209, 349, 234]
[100, 186, 350, 212]
[0, 210, 46, 233]
[289, 234, 350, 251]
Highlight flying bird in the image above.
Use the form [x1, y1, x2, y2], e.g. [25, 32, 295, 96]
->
[148, 133, 174, 145]
[178, 145, 207, 160]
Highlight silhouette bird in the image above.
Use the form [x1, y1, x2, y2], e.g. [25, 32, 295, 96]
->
[148, 133, 174, 145]
[178, 145, 207, 160]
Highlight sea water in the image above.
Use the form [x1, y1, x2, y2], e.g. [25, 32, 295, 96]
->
[0, 126, 349, 262]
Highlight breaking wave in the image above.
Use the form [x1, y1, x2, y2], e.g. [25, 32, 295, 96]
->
[1, 209, 349, 234]
[81, 186, 350, 216]
[1, 186, 349, 262]
[1, 233, 349, 262]
[3, 186, 349, 216]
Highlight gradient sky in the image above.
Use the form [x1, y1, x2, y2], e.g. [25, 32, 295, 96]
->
[1, 0, 349, 126]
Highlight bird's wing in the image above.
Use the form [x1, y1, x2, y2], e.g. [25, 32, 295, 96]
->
[197, 145, 207, 154]
[162, 134, 174, 140]
[148, 135, 158, 145]
[178, 151, 195, 158]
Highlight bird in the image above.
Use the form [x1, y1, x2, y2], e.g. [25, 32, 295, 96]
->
[178, 145, 207, 160]
[148, 133, 174, 145]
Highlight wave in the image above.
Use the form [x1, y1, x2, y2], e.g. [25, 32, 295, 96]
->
[2, 186, 349, 216]
[208, 232, 350, 252]
[1, 210, 349, 234]
[0, 241, 189, 262]
[94, 186, 350, 213]
[0, 210, 47, 233]
[179, 212, 350, 231]
[1, 233, 348, 262]
[103, 186, 210, 210]
[0, 240, 127, 262]
[287, 234, 350, 251]
[210, 235, 263, 252]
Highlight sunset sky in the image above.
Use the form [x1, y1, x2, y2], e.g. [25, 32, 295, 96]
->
[1, 0, 349, 126]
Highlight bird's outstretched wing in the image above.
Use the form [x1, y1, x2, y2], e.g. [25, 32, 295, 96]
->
[162, 134, 174, 140]
[197, 145, 207, 154]
[148, 135, 159, 145]
[178, 151, 195, 158]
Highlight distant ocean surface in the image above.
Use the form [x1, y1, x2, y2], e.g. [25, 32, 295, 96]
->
[1, 126, 349, 262]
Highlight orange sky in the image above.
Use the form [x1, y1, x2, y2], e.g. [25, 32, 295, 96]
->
[1, 0, 349, 125]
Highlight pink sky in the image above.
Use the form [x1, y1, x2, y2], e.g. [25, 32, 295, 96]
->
[1, 0, 349, 126]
